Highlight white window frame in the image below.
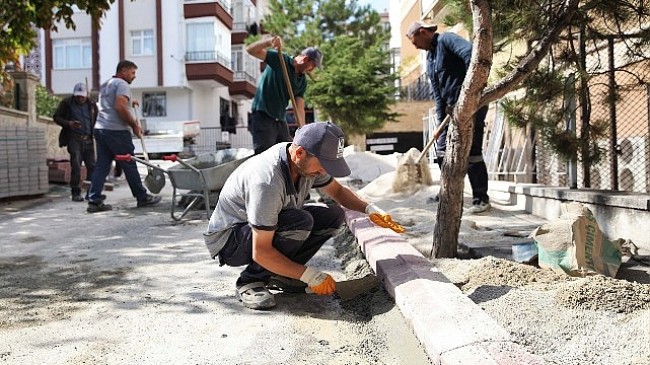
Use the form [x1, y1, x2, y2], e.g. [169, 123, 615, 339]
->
[131, 29, 155, 56]
[52, 38, 92, 70]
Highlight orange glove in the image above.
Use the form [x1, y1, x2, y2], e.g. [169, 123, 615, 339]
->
[366, 203, 405, 233]
[300, 267, 336, 295]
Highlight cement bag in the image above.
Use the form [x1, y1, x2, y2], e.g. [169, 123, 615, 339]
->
[531, 202, 621, 277]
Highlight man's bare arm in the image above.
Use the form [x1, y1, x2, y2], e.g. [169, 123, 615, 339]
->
[246, 35, 281, 61]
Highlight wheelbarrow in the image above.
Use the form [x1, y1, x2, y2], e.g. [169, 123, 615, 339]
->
[116, 148, 253, 221]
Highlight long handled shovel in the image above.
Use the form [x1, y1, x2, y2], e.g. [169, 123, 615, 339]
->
[135, 107, 165, 194]
[277, 46, 303, 127]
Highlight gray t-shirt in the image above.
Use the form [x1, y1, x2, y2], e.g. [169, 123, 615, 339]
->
[204, 143, 333, 258]
[95, 77, 132, 131]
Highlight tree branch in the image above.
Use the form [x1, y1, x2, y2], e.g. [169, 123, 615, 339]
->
[480, 0, 581, 105]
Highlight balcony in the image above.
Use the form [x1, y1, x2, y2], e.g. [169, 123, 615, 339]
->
[229, 70, 257, 99]
[184, 0, 233, 29]
[185, 51, 233, 86]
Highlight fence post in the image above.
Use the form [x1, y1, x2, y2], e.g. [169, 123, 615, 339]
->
[607, 36, 619, 190]
[10, 71, 39, 126]
[565, 73, 578, 189]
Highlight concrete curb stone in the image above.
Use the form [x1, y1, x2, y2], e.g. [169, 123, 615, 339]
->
[345, 209, 545, 365]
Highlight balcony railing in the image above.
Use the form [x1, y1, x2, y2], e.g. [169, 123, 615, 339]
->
[233, 22, 247, 31]
[400, 73, 433, 101]
[185, 51, 231, 68]
[233, 70, 256, 84]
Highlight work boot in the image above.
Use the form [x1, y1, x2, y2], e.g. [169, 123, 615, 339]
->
[71, 194, 84, 202]
[137, 194, 161, 208]
[87, 202, 113, 213]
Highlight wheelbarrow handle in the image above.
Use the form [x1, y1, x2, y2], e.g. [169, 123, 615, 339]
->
[115, 154, 133, 161]
[163, 154, 178, 162]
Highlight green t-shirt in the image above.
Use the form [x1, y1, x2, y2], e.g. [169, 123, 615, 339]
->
[251, 49, 307, 121]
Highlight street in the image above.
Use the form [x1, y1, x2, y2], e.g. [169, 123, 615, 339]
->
[0, 164, 432, 365]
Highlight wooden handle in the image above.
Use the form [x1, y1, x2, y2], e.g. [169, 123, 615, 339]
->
[278, 48, 303, 127]
[134, 106, 149, 162]
[416, 114, 451, 164]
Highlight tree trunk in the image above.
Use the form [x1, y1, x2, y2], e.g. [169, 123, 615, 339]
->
[431, 0, 493, 258]
[431, 117, 472, 258]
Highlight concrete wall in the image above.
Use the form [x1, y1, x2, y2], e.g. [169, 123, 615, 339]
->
[486, 181, 650, 256]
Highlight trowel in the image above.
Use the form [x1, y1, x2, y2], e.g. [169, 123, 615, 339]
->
[267, 275, 381, 301]
[334, 275, 381, 301]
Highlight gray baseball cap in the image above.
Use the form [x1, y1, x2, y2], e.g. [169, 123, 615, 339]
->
[406, 21, 438, 37]
[293, 122, 350, 177]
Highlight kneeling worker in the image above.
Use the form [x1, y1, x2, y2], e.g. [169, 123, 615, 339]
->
[204, 122, 388, 309]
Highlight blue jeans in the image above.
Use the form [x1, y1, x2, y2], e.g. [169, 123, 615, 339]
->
[88, 129, 147, 203]
[248, 111, 290, 155]
[218, 204, 345, 285]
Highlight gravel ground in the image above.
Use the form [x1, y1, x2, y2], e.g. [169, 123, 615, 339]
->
[434, 257, 650, 365]
[354, 167, 650, 365]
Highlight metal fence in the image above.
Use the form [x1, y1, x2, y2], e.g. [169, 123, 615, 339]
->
[420, 54, 650, 194]
[192, 126, 254, 155]
[536, 42, 650, 193]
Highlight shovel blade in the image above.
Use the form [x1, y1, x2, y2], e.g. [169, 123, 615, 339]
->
[145, 167, 165, 194]
[335, 275, 381, 302]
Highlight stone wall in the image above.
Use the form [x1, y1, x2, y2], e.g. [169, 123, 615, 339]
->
[36, 116, 69, 160]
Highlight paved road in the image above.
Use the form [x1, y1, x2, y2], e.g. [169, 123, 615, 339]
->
[0, 164, 432, 365]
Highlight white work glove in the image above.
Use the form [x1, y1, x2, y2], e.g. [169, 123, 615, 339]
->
[300, 266, 336, 295]
[365, 203, 387, 217]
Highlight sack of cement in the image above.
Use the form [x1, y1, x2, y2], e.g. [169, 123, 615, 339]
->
[391, 148, 433, 193]
[531, 202, 622, 278]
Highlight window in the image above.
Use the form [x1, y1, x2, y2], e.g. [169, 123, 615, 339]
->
[131, 30, 154, 56]
[186, 22, 215, 61]
[231, 46, 243, 71]
[142, 92, 166, 117]
[52, 38, 92, 69]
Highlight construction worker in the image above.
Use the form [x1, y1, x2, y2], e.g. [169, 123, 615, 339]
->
[53, 82, 98, 202]
[407, 21, 491, 214]
[86, 60, 161, 213]
[246, 35, 322, 154]
[204, 122, 389, 310]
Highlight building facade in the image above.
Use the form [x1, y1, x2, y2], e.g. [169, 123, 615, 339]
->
[37, 0, 267, 152]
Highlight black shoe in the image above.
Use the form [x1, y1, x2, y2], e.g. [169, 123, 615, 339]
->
[137, 194, 161, 208]
[87, 202, 113, 213]
[71, 194, 84, 202]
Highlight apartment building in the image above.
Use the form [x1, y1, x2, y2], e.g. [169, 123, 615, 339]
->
[36, 0, 267, 152]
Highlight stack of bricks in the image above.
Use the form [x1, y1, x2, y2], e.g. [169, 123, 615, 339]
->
[47, 160, 87, 184]
[0, 124, 49, 199]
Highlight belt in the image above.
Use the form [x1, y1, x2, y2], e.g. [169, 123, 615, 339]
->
[71, 134, 93, 141]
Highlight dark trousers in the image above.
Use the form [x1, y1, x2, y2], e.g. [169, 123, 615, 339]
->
[67, 136, 96, 196]
[218, 204, 345, 285]
[249, 111, 290, 155]
[88, 129, 147, 203]
[436, 106, 489, 204]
